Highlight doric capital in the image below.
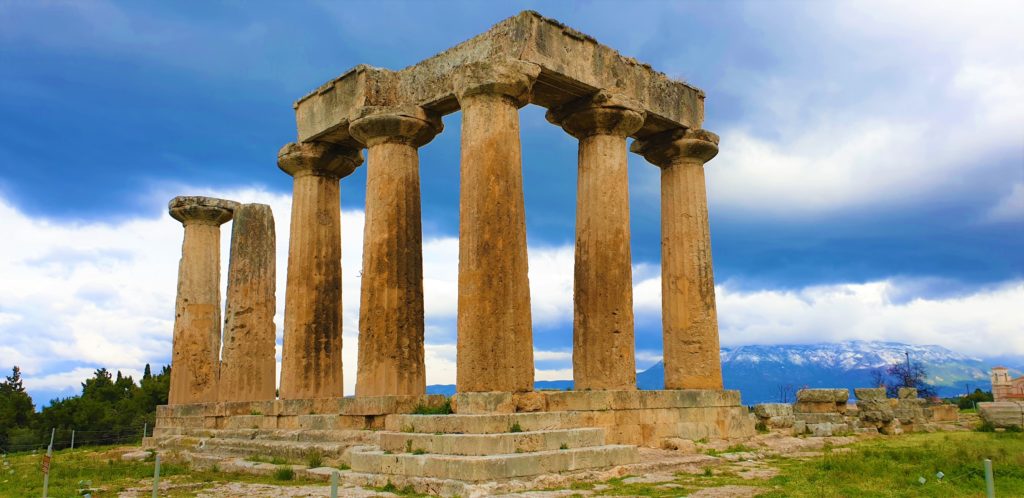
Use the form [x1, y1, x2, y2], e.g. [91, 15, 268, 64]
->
[546, 91, 646, 139]
[168, 196, 237, 226]
[452, 58, 542, 107]
[277, 141, 363, 179]
[630, 128, 720, 168]
[348, 106, 443, 148]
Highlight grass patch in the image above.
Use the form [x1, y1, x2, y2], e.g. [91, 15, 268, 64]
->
[338, 463, 350, 471]
[412, 448, 427, 455]
[757, 432, 1024, 497]
[560, 442, 569, 450]
[412, 398, 452, 415]
[305, 451, 323, 468]
[273, 465, 294, 481]
[245, 454, 289, 465]
[0, 445, 320, 496]
[509, 421, 523, 433]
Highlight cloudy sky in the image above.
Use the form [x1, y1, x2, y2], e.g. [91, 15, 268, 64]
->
[1, 1, 1021, 405]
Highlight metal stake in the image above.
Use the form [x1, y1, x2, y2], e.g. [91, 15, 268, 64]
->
[330, 470, 339, 498]
[985, 458, 995, 498]
[152, 454, 161, 498]
[42, 428, 54, 498]
[70, 430, 75, 450]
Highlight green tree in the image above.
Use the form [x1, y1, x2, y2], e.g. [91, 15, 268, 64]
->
[0, 366, 36, 448]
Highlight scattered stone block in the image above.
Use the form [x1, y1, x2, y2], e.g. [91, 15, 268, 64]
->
[660, 437, 697, 453]
[898, 388, 918, 399]
[796, 389, 849, 403]
[929, 404, 958, 422]
[793, 420, 807, 435]
[808, 423, 833, 437]
[855, 388, 887, 401]
[754, 403, 793, 418]
[978, 402, 1024, 429]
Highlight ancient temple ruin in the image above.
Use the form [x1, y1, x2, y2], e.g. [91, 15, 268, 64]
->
[152, 11, 753, 490]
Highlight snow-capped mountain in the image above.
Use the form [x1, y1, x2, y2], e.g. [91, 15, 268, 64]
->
[637, 340, 1019, 404]
[428, 341, 1022, 404]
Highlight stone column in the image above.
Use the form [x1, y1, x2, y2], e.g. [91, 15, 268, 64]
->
[631, 129, 722, 390]
[278, 142, 363, 399]
[168, 196, 236, 405]
[349, 106, 442, 397]
[219, 203, 276, 402]
[547, 92, 645, 391]
[452, 59, 540, 393]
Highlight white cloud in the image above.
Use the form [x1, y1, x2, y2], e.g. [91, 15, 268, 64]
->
[985, 183, 1024, 223]
[632, 276, 1024, 358]
[684, 1, 1024, 218]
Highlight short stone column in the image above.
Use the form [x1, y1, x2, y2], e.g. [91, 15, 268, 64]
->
[452, 59, 540, 393]
[349, 106, 442, 397]
[219, 203, 276, 402]
[631, 129, 723, 390]
[547, 92, 645, 391]
[167, 196, 236, 405]
[278, 142, 363, 399]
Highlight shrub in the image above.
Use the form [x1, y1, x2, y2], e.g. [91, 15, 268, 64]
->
[412, 399, 452, 415]
[306, 451, 323, 468]
[977, 421, 996, 433]
[274, 466, 294, 481]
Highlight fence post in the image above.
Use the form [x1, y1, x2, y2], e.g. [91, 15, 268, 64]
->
[143, 423, 148, 440]
[330, 470, 339, 498]
[41, 427, 55, 498]
[984, 458, 995, 498]
[152, 454, 161, 498]
[70, 430, 75, 450]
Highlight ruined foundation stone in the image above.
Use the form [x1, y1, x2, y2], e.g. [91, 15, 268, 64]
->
[168, 196, 237, 405]
[219, 203, 276, 403]
[278, 142, 363, 399]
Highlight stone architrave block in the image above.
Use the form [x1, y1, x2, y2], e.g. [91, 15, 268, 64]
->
[793, 401, 846, 414]
[929, 404, 958, 422]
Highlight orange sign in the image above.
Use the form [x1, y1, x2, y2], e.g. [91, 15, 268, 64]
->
[40, 455, 50, 474]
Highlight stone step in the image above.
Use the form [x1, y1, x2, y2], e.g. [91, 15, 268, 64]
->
[350, 444, 638, 481]
[378, 428, 605, 456]
[155, 434, 370, 461]
[387, 412, 568, 434]
[153, 427, 369, 443]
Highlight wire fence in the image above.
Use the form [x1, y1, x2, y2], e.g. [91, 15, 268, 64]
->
[1, 427, 147, 455]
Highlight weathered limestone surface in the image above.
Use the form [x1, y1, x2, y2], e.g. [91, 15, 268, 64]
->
[796, 388, 849, 403]
[219, 204, 276, 403]
[350, 106, 441, 397]
[854, 387, 886, 401]
[293, 12, 703, 146]
[929, 404, 959, 422]
[631, 129, 722, 390]
[278, 142, 363, 399]
[978, 401, 1024, 429]
[548, 92, 644, 391]
[168, 196, 236, 405]
[453, 59, 538, 393]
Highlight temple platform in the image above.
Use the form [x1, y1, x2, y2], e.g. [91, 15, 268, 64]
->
[148, 390, 753, 493]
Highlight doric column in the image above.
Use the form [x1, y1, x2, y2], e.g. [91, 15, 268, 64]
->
[452, 59, 540, 393]
[167, 196, 236, 405]
[631, 128, 722, 390]
[349, 106, 442, 397]
[547, 92, 645, 391]
[219, 203, 276, 402]
[278, 142, 362, 399]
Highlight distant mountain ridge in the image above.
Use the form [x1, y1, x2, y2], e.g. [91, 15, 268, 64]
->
[428, 341, 1022, 405]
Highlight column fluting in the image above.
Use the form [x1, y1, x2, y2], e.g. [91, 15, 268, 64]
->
[547, 92, 645, 391]
[452, 59, 540, 393]
[219, 203, 277, 402]
[631, 128, 722, 390]
[168, 196, 236, 405]
[349, 106, 442, 397]
[278, 142, 362, 399]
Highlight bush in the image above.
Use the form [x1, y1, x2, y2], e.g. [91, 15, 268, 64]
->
[273, 466, 294, 481]
[412, 399, 452, 415]
[306, 451, 323, 468]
